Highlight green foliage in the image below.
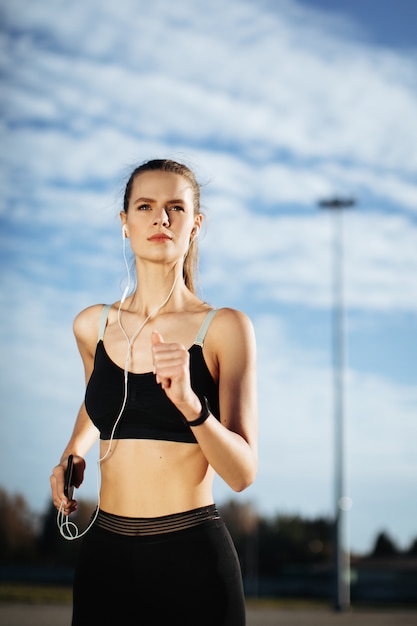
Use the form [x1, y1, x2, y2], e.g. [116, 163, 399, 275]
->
[407, 537, 417, 557]
[370, 531, 400, 558]
[0, 487, 97, 568]
[257, 513, 333, 575]
[0, 487, 38, 563]
[218, 500, 334, 578]
[0, 487, 415, 579]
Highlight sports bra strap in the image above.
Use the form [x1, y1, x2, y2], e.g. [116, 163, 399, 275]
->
[98, 304, 111, 342]
[194, 309, 217, 347]
[98, 305, 216, 345]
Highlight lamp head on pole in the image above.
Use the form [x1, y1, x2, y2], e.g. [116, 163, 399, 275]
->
[318, 197, 357, 210]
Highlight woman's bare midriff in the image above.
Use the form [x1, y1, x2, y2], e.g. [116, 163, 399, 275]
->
[98, 438, 215, 518]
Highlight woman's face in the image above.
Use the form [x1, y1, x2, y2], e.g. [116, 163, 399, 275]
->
[121, 170, 202, 263]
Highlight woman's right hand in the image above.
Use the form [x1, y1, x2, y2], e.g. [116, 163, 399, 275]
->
[50, 455, 86, 516]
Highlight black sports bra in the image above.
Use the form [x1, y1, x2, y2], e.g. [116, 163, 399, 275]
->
[85, 306, 220, 443]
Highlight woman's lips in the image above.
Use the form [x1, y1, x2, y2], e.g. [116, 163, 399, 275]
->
[148, 233, 171, 242]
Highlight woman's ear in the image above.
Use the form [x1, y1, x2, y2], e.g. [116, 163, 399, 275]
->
[190, 225, 200, 241]
[191, 214, 203, 241]
[120, 212, 128, 238]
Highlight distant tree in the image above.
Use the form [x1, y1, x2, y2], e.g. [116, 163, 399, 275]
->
[219, 500, 259, 580]
[371, 531, 400, 558]
[219, 501, 333, 578]
[0, 487, 38, 563]
[219, 500, 259, 538]
[256, 513, 333, 576]
[405, 537, 417, 558]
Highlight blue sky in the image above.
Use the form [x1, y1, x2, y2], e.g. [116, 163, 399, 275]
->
[0, 0, 416, 554]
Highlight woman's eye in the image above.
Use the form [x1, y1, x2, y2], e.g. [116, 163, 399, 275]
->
[138, 204, 151, 211]
[170, 205, 184, 212]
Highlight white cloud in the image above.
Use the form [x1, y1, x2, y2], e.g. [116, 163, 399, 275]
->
[200, 208, 417, 311]
[2, 0, 417, 175]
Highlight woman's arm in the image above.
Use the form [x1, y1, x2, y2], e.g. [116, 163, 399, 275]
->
[50, 305, 102, 514]
[152, 308, 258, 492]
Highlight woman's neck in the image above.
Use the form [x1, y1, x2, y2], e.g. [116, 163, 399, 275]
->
[124, 263, 188, 316]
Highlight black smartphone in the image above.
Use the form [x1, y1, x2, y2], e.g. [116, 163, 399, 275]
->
[64, 454, 74, 500]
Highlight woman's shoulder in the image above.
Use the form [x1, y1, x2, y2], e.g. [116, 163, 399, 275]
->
[210, 307, 255, 342]
[206, 308, 256, 371]
[73, 303, 111, 344]
[212, 306, 253, 326]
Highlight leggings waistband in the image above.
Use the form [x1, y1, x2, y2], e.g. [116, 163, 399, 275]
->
[95, 504, 220, 537]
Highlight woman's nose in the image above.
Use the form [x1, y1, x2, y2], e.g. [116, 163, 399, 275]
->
[154, 207, 170, 226]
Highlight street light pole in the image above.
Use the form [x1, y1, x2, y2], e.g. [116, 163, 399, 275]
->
[318, 196, 356, 611]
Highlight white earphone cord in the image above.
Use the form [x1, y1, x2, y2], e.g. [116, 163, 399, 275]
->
[58, 229, 184, 540]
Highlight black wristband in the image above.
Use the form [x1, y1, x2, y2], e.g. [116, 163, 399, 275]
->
[186, 396, 211, 427]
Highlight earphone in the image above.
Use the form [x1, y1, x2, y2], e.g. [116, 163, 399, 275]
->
[121, 225, 131, 304]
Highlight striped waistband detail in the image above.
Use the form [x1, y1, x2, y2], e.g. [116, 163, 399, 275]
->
[95, 505, 220, 537]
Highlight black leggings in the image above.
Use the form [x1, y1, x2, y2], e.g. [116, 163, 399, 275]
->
[72, 506, 246, 625]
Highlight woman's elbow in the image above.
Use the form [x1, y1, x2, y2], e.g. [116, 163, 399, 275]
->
[230, 461, 258, 493]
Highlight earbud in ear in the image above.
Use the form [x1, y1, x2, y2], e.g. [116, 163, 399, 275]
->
[190, 226, 200, 242]
[122, 226, 128, 238]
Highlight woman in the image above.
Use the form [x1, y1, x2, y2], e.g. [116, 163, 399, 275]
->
[50, 159, 258, 625]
